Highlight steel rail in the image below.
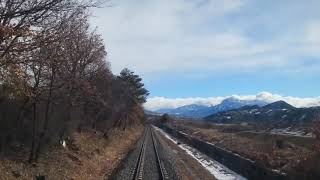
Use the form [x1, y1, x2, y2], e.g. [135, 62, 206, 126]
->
[151, 128, 169, 180]
[131, 126, 168, 180]
[131, 128, 147, 180]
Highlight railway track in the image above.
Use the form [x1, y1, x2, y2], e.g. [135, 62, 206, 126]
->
[113, 125, 177, 180]
[130, 126, 169, 180]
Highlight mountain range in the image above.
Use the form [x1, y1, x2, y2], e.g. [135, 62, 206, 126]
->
[155, 97, 268, 118]
[204, 100, 320, 127]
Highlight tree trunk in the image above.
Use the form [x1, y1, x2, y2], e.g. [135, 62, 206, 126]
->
[0, 135, 5, 156]
[123, 114, 128, 130]
[35, 72, 54, 161]
[83, 101, 89, 130]
[16, 98, 29, 139]
[29, 102, 38, 163]
[112, 112, 121, 128]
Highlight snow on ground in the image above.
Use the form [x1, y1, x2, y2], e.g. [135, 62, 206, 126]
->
[299, 114, 306, 120]
[270, 127, 313, 138]
[266, 110, 273, 113]
[153, 126, 246, 180]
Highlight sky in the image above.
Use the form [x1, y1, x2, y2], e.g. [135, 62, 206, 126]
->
[90, 0, 320, 110]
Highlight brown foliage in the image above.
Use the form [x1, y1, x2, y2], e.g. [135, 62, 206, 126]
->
[0, 0, 148, 163]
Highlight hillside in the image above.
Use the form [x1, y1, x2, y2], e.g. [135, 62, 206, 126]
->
[0, 126, 143, 179]
[205, 101, 320, 128]
[262, 100, 295, 110]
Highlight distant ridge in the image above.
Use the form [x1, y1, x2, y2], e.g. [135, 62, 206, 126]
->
[262, 100, 295, 110]
[210, 97, 267, 114]
[156, 104, 213, 118]
[204, 100, 320, 127]
[154, 97, 268, 118]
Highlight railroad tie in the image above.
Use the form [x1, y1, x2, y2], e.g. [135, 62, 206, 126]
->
[160, 162, 170, 179]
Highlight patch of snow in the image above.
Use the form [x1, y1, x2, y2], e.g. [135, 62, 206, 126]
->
[180, 144, 246, 180]
[255, 112, 261, 115]
[266, 110, 273, 113]
[60, 140, 67, 148]
[306, 132, 314, 137]
[299, 114, 306, 120]
[270, 128, 313, 138]
[272, 169, 286, 176]
[154, 126, 246, 180]
[179, 131, 189, 136]
[226, 116, 232, 119]
[281, 115, 287, 119]
[153, 126, 179, 144]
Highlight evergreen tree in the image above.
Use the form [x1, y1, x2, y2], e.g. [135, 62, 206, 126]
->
[119, 68, 149, 104]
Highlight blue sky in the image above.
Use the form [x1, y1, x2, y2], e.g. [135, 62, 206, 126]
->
[145, 72, 320, 98]
[90, 0, 320, 109]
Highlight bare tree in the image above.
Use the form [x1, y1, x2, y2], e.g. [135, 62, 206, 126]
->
[0, 0, 148, 164]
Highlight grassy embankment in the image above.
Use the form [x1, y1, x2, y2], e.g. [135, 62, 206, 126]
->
[0, 126, 144, 180]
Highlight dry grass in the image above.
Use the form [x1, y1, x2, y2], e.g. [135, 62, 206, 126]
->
[0, 125, 144, 180]
[175, 123, 316, 172]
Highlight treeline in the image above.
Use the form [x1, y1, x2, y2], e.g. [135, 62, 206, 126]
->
[0, 0, 148, 162]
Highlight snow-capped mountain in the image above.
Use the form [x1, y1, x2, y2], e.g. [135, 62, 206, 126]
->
[154, 97, 268, 118]
[204, 100, 320, 128]
[156, 104, 212, 118]
[209, 97, 268, 115]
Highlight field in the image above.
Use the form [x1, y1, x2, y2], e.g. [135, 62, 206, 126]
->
[169, 120, 320, 179]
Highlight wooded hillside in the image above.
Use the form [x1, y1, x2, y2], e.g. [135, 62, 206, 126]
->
[0, 0, 148, 163]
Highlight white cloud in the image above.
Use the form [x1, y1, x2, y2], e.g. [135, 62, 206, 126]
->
[305, 21, 320, 45]
[89, 0, 320, 77]
[90, 0, 283, 74]
[299, 21, 320, 55]
[144, 91, 320, 111]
